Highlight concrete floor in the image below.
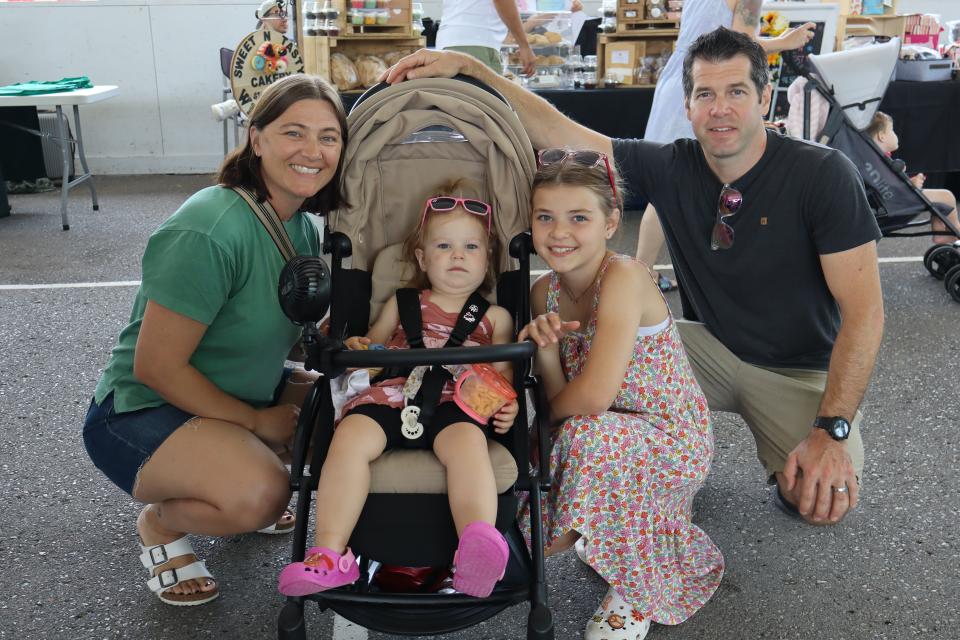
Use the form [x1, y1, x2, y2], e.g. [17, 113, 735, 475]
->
[0, 175, 958, 640]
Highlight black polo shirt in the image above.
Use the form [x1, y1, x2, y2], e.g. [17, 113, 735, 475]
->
[613, 130, 881, 370]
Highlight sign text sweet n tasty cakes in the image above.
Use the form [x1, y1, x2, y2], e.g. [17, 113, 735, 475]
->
[230, 30, 305, 114]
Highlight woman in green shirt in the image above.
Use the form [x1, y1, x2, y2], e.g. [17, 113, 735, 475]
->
[83, 74, 348, 606]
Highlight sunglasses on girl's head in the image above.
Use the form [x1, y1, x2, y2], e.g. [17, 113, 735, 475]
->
[710, 185, 742, 250]
[536, 148, 621, 209]
[420, 196, 492, 232]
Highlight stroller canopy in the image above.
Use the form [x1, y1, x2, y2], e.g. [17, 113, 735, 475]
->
[807, 37, 900, 131]
[332, 77, 536, 284]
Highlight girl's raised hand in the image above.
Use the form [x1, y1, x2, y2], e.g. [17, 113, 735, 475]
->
[343, 336, 371, 350]
[492, 399, 519, 434]
[518, 313, 580, 348]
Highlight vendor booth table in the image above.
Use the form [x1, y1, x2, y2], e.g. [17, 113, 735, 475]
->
[0, 85, 118, 230]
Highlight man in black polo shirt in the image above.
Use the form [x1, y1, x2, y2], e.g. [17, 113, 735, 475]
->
[386, 27, 884, 526]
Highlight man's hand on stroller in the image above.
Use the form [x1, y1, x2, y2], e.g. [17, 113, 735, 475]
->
[492, 399, 519, 434]
[252, 403, 300, 449]
[910, 173, 926, 188]
[383, 49, 483, 85]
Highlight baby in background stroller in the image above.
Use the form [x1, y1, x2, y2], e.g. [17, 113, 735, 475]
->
[278, 179, 520, 599]
[866, 111, 960, 247]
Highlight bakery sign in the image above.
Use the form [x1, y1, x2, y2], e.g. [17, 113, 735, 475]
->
[230, 30, 305, 115]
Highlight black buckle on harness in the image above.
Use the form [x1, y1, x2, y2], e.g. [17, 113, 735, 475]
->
[394, 288, 490, 434]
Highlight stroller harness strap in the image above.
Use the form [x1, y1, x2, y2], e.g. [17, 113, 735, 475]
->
[394, 288, 490, 440]
[230, 185, 298, 261]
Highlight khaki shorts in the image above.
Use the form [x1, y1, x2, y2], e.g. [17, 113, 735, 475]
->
[442, 46, 504, 75]
[676, 320, 864, 479]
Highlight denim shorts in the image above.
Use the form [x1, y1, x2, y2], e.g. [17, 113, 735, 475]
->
[83, 368, 294, 496]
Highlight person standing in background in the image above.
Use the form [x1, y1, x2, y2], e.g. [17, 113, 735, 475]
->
[256, 0, 289, 35]
[436, 0, 536, 76]
[636, 0, 815, 291]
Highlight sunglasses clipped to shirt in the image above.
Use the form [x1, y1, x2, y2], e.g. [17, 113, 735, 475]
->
[420, 196, 493, 232]
[711, 185, 743, 250]
[536, 148, 620, 210]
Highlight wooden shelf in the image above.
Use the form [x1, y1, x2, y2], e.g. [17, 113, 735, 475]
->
[301, 34, 425, 83]
[836, 13, 905, 48]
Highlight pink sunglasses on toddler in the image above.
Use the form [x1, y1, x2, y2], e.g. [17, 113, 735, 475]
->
[420, 196, 492, 232]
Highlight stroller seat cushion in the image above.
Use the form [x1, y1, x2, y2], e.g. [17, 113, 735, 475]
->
[369, 440, 517, 494]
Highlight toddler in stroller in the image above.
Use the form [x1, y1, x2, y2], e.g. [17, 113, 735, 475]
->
[278, 179, 520, 599]
[865, 111, 960, 247]
[793, 41, 960, 298]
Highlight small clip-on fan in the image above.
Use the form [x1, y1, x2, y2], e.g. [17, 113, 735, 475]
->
[277, 255, 334, 372]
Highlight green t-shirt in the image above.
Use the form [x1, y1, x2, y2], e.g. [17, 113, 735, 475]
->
[94, 186, 321, 413]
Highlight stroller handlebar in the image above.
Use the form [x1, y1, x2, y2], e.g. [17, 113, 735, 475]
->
[317, 341, 536, 369]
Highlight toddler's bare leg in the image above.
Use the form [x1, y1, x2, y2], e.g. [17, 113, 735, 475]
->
[433, 423, 497, 535]
[313, 414, 387, 552]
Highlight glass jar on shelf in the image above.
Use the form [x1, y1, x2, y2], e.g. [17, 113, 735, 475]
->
[563, 51, 581, 89]
[319, 0, 339, 35]
[582, 54, 597, 88]
[303, 1, 321, 36]
[412, 2, 424, 36]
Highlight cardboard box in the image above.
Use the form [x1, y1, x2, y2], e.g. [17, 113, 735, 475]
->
[604, 41, 644, 84]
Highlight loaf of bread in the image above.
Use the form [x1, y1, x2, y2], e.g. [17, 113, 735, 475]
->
[330, 53, 360, 90]
[355, 55, 388, 88]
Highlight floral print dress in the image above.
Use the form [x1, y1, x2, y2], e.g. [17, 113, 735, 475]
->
[519, 254, 724, 625]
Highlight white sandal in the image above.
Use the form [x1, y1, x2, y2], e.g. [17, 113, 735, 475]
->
[139, 536, 219, 606]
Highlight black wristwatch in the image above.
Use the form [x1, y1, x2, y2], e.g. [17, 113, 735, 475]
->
[813, 416, 851, 441]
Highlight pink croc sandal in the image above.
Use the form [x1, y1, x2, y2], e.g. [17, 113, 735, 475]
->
[278, 546, 361, 597]
[452, 521, 508, 598]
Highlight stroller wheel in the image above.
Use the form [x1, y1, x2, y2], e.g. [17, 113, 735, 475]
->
[945, 265, 960, 303]
[923, 245, 960, 280]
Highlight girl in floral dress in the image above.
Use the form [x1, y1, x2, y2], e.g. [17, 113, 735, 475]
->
[518, 150, 724, 640]
[278, 180, 520, 599]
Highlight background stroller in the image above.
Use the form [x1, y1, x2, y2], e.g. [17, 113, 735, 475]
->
[788, 38, 960, 302]
[276, 76, 557, 639]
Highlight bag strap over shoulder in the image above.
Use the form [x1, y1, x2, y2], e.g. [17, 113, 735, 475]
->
[231, 186, 298, 261]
